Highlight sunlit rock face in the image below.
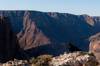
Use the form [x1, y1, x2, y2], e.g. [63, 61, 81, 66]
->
[80, 14, 95, 26]
[0, 16, 20, 63]
[17, 12, 50, 50]
[89, 33, 100, 63]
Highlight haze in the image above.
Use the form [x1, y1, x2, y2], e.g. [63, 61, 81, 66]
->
[0, 0, 100, 16]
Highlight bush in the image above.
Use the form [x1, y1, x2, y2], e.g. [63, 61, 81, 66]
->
[30, 54, 53, 66]
[83, 60, 99, 66]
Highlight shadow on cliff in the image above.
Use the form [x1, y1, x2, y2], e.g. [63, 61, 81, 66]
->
[23, 42, 81, 58]
[0, 16, 27, 63]
[0, 16, 80, 62]
[29, 12, 93, 51]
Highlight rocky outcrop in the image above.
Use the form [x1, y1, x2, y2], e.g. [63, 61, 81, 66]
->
[80, 14, 95, 26]
[50, 51, 98, 66]
[17, 12, 50, 50]
[0, 16, 20, 63]
[89, 33, 100, 64]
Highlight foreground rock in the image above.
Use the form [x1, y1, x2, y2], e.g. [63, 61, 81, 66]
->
[89, 33, 100, 64]
[50, 51, 98, 66]
[0, 59, 29, 66]
[0, 52, 98, 66]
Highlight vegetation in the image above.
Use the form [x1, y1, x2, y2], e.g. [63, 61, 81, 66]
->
[0, 53, 99, 66]
[30, 54, 53, 66]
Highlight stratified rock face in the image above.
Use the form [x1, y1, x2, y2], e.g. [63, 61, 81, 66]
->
[0, 11, 100, 58]
[89, 33, 100, 63]
[0, 16, 20, 63]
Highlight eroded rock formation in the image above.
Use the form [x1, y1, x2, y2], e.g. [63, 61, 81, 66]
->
[17, 12, 50, 50]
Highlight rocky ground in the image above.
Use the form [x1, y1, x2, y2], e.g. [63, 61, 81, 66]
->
[50, 51, 99, 66]
[0, 51, 99, 66]
[0, 59, 29, 66]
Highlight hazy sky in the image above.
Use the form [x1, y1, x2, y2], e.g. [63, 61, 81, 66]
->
[0, 0, 100, 16]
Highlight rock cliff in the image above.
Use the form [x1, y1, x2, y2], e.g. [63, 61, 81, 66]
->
[0, 11, 100, 60]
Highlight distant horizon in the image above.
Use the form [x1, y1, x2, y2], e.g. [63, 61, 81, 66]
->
[0, 0, 100, 16]
[0, 10, 100, 17]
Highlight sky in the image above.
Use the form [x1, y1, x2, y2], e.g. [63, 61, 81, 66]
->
[0, 0, 100, 16]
